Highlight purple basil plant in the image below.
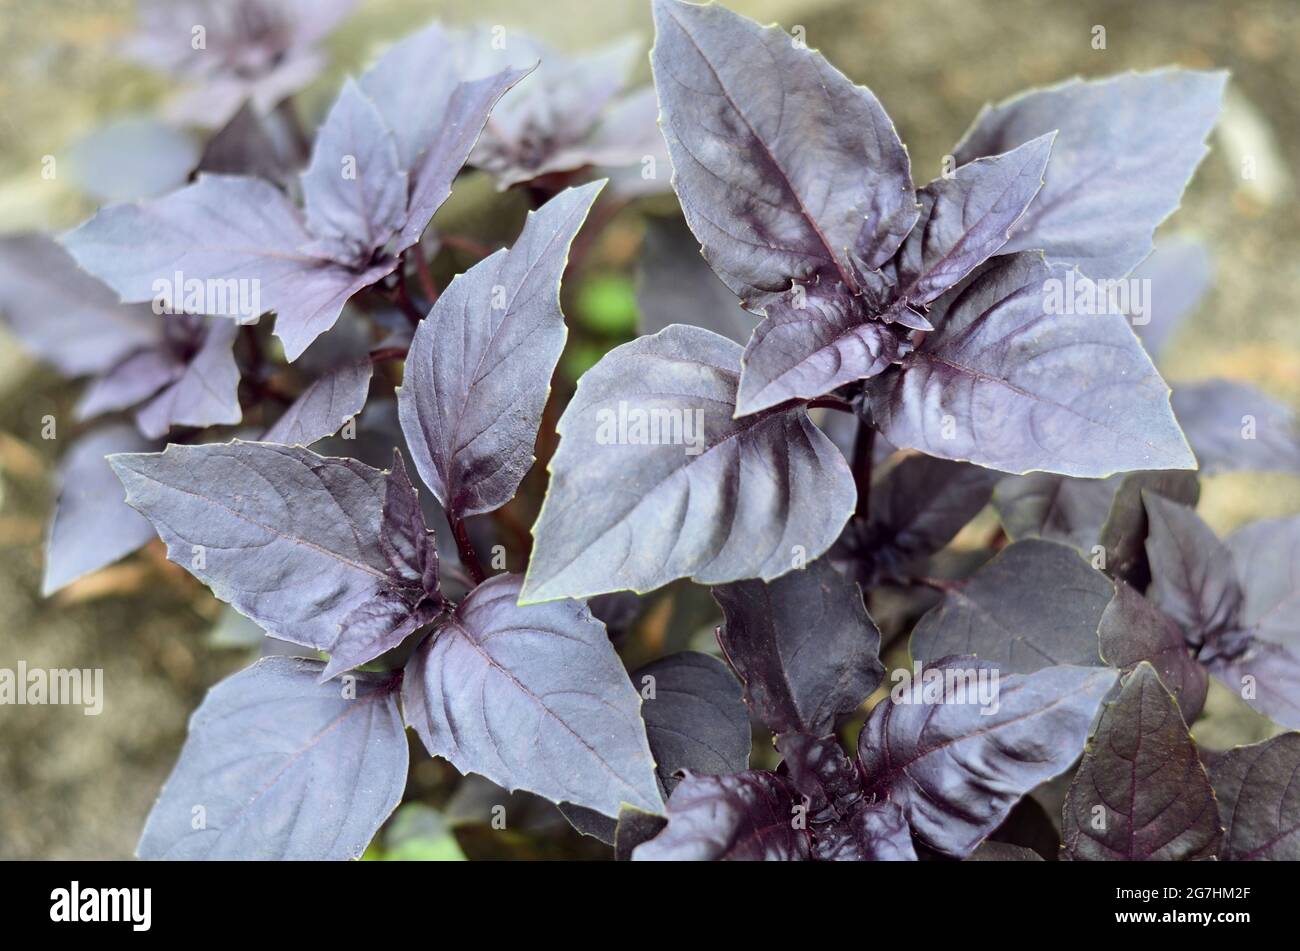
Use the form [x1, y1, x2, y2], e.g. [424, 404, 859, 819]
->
[2, 0, 1299, 862]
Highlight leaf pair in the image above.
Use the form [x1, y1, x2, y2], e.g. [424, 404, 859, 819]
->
[112, 442, 443, 682]
[1143, 496, 1300, 729]
[635, 560, 903, 861]
[135, 567, 667, 859]
[521, 0, 1222, 608]
[652, 0, 1220, 475]
[64, 23, 531, 360]
[636, 655, 1117, 860]
[634, 551, 1118, 861]
[119, 184, 684, 856]
[114, 183, 601, 680]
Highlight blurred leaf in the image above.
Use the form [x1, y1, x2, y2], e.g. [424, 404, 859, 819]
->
[65, 116, 199, 202]
[560, 340, 610, 382]
[577, 273, 639, 336]
[380, 804, 466, 862]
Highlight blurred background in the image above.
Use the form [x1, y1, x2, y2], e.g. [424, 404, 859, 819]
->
[0, 0, 1297, 858]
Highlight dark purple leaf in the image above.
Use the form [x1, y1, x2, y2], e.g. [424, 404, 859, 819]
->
[197, 101, 299, 184]
[397, 183, 602, 520]
[588, 590, 644, 637]
[557, 803, 617, 845]
[892, 133, 1054, 310]
[1061, 663, 1221, 860]
[858, 659, 1116, 857]
[1210, 733, 1300, 860]
[810, 800, 917, 862]
[867, 253, 1195, 477]
[0, 234, 160, 376]
[632, 770, 808, 861]
[1098, 469, 1200, 589]
[614, 806, 669, 861]
[910, 539, 1113, 673]
[42, 425, 159, 596]
[1098, 580, 1209, 721]
[321, 452, 442, 680]
[137, 656, 406, 859]
[299, 79, 408, 263]
[952, 69, 1226, 279]
[988, 794, 1061, 860]
[636, 216, 754, 345]
[650, 0, 916, 307]
[263, 360, 372, 446]
[521, 324, 855, 603]
[135, 317, 243, 438]
[839, 455, 1000, 583]
[713, 557, 883, 735]
[402, 573, 662, 818]
[564, 650, 749, 841]
[775, 733, 864, 822]
[992, 472, 1119, 551]
[635, 651, 751, 793]
[60, 174, 397, 361]
[1127, 238, 1213, 359]
[1172, 379, 1300, 475]
[110, 442, 438, 668]
[1143, 492, 1243, 648]
[968, 841, 1043, 861]
[734, 283, 913, 415]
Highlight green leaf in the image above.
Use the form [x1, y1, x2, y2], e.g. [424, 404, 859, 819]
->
[577, 273, 639, 336]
